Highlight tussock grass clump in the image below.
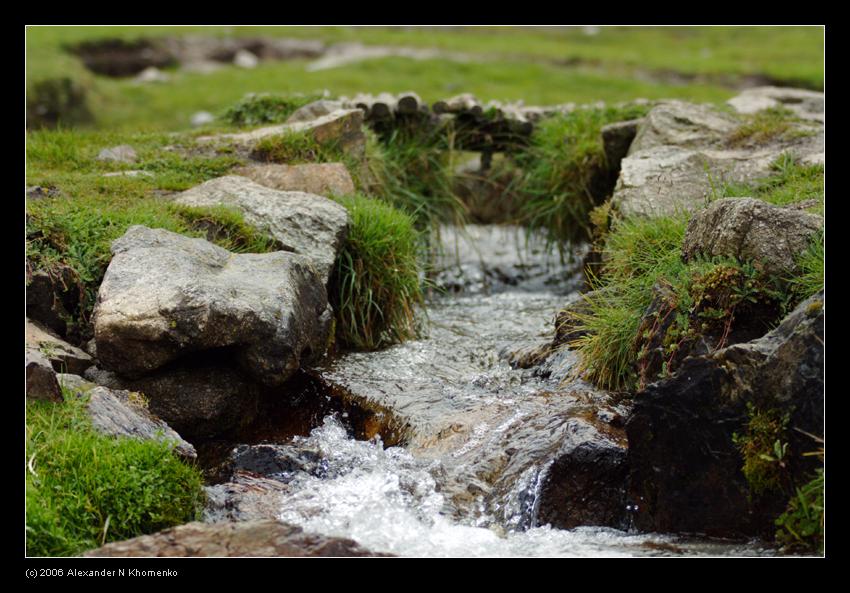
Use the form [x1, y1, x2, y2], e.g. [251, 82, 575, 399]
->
[570, 214, 690, 391]
[26, 390, 205, 556]
[719, 153, 824, 214]
[363, 127, 467, 232]
[222, 92, 322, 127]
[510, 104, 650, 245]
[330, 194, 423, 350]
[570, 212, 787, 391]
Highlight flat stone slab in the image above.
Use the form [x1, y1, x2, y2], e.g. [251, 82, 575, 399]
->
[233, 162, 356, 197]
[58, 373, 197, 460]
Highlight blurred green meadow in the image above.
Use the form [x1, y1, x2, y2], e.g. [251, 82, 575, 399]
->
[26, 25, 824, 132]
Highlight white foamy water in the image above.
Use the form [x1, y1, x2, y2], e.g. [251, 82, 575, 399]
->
[275, 417, 772, 558]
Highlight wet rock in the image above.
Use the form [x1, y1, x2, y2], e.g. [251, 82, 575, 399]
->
[84, 519, 389, 557]
[626, 291, 824, 537]
[58, 373, 197, 460]
[96, 145, 137, 164]
[93, 225, 332, 385]
[681, 197, 823, 276]
[26, 318, 93, 375]
[26, 349, 62, 402]
[84, 363, 264, 441]
[728, 86, 824, 122]
[601, 118, 642, 171]
[204, 472, 291, 522]
[286, 99, 345, 123]
[174, 176, 350, 282]
[25, 265, 80, 338]
[611, 99, 824, 217]
[234, 163, 355, 197]
[536, 417, 629, 530]
[223, 443, 323, 481]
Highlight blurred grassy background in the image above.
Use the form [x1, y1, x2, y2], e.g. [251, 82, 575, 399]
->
[26, 26, 824, 132]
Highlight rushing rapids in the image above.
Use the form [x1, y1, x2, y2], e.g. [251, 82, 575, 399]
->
[221, 225, 777, 557]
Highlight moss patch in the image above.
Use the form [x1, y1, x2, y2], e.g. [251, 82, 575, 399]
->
[26, 389, 205, 556]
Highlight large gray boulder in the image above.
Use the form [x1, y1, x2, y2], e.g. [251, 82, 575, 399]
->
[58, 373, 197, 460]
[682, 197, 823, 276]
[84, 520, 389, 557]
[93, 226, 332, 386]
[174, 176, 350, 283]
[611, 97, 824, 217]
[233, 163, 356, 197]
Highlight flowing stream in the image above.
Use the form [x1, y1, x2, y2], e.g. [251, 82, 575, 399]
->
[223, 225, 776, 557]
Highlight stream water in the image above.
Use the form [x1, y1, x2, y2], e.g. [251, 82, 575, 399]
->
[224, 225, 777, 557]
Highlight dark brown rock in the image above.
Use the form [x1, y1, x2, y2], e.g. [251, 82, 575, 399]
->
[536, 416, 630, 530]
[601, 118, 642, 169]
[26, 349, 62, 403]
[626, 290, 824, 537]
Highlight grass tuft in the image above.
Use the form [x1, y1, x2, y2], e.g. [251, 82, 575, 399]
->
[727, 107, 811, 147]
[329, 194, 423, 350]
[26, 388, 205, 556]
[510, 104, 650, 245]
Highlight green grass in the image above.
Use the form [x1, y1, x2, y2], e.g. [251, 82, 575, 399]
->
[570, 211, 790, 391]
[222, 92, 323, 127]
[776, 468, 824, 553]
[510, 104, 651, 245]
[717, 153, 824, 214]
[570, 213, 690, 391]
[27, 25, 824, 87]
[727, 107, 818, 148]
[789, 233, 824, 302]
[329, 194, 423, 350]
[26, 128, 276, 335]
[26, 388, 205, 556]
